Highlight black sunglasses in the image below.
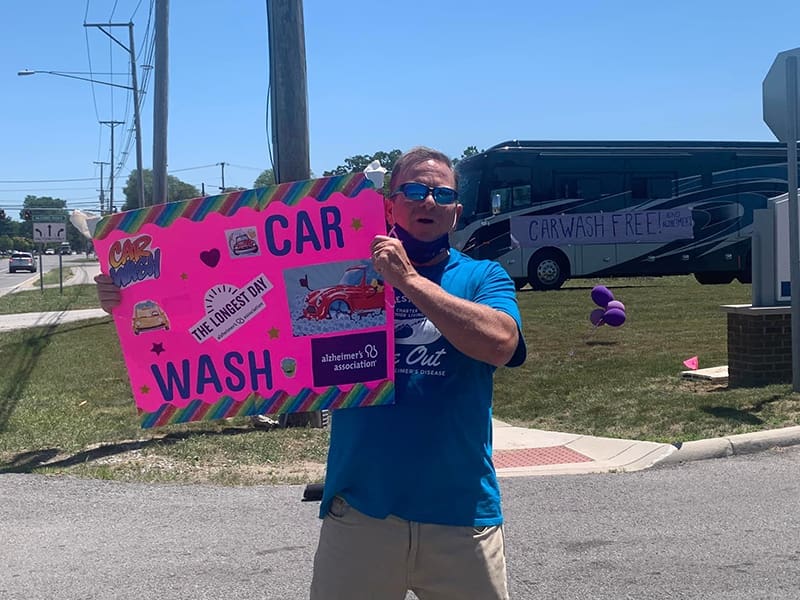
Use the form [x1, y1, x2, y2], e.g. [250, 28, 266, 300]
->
[390, 182, 459, 205]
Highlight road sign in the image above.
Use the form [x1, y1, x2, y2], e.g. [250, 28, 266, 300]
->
[32, 213, 66, 222]
[763, 47, 800, 391]
[763, 47, 800, 142]
[33, 222, 67, 243]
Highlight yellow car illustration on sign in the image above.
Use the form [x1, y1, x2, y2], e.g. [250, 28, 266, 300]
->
[132, 300, 170, 335]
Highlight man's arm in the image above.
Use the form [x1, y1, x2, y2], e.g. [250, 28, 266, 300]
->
[371, 235, 519, 367]
[399, 273, 519, 367]
[94, 273, 121, 313]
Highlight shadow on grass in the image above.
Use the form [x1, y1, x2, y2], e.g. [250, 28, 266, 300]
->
[0, 320, 108, 433]
[0, 325, 58, 433]
[0, 425, 260, 474]
[699, 394, 785, 427]
[700, 406, 764, 425]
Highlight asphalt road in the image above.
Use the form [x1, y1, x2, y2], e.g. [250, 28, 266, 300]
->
[0, 254, 94, 298]
[2, 446, 799, 600]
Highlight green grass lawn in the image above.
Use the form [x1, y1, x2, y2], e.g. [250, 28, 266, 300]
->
[0, 276, 798, 484]
[495, 276, 800, 442]
[0, 281, 98, 314]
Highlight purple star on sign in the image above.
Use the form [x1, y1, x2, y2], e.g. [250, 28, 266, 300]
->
[150, 342, 165, 356]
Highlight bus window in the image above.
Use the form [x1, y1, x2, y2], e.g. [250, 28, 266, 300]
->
[556, 176, 602, 200]
[488, 188, 511, 213]
[512, 185, 531, 208]
[630, 175, 674, 200]
[456, 168, 481, 227]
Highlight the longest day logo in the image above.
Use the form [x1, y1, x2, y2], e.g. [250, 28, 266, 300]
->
[190, 274, 273, 343]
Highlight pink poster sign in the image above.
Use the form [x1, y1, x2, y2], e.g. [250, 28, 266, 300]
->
[92, 173, 395, 428]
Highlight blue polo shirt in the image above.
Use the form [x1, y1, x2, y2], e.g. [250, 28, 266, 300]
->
[319, 250, 526, 526]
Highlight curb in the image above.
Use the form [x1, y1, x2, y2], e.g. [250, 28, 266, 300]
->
[660, 425, 800, 465]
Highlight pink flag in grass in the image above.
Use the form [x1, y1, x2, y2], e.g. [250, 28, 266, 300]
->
[682, 356, 699, 370]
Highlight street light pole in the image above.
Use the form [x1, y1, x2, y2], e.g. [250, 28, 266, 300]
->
[128, 24, 145, 209]
[84, 22, 146, 209]
[18, 65, 146, 209]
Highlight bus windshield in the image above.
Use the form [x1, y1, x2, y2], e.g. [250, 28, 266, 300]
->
[455, 162, 482, 229]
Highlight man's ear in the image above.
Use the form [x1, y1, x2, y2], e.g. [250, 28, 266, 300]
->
[452, 203, 463, 231]
[384, 196, 395, 225]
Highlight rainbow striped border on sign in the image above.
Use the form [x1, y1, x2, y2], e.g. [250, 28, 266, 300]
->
[93, 172, 373, 240]
[138, 380, 395, 428]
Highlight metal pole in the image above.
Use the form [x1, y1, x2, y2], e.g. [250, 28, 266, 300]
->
[787, 56, 800, 391]
[100, 120, 123, 212]
[93, 160, 109, 213]
[152, 0, 169, 205]
[128, 23, 145, 209]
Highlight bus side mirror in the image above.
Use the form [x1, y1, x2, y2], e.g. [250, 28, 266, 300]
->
[491, 193, 502, 215]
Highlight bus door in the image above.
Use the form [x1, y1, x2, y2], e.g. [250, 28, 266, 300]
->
[614, 173, 680, 275]
[553, 173, 618, 277]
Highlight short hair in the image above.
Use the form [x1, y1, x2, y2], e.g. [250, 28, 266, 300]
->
[389, 146, 459, 193]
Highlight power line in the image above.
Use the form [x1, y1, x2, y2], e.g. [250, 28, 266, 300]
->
[227, 163, 265, 171]
[0, 177, 97, 184]
[167, 163, 218, 173]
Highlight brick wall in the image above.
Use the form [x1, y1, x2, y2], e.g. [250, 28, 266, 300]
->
[723, 305, 791, 387]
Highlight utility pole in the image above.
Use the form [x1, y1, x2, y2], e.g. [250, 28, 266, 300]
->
[84, 22, 145, 209]
[93, 160, 110, 213]
[266, 0, 321, 429]
[266, 0, 310, 183]
[100, 120, 123, 212]
[152, 0, 169, 204]
[218, 162, 226, 191]
[128, 23, 145, 208]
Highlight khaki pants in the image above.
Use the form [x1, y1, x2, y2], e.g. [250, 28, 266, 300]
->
[310, 496, 509, 600]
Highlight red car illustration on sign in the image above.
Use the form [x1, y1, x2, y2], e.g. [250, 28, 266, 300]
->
[300, 264, 385, 320]
[231, 233, 258, 256]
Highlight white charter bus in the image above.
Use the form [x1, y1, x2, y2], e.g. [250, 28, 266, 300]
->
[452, 140, 800, 290]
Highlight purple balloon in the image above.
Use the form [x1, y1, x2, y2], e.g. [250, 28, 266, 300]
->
[607, 300, 626, 312]
[591, 285, 614, 308]
[603, 307, 626, 327]
[589, 308, 605, 326]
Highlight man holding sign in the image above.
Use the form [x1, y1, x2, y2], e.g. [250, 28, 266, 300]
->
[94, 146, 526, 599]
[311, 147, 526, 600]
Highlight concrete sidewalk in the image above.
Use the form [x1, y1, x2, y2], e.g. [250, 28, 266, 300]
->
[3, 262, 800, 477]
[491, 418, 800, 477]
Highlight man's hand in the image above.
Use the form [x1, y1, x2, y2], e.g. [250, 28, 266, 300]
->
[94, 273, 121, 314]
[370, 235, 417, 290]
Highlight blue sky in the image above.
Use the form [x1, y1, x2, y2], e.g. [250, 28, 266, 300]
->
[1, 0, 799, 214]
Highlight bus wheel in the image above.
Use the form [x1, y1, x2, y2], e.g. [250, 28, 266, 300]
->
[694, 272, 735, 285]
[528, 249, 568, 290]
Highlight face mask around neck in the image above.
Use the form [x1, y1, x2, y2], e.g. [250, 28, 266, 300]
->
[391, 223, 450, 265]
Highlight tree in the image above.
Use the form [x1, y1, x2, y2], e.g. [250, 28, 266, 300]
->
[323, 150, 402, 177]
[0, 209, 13, 238]
[452, 146, 482, 166]
[121, 169, 200, 211]
[253, 169, 276, 188]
